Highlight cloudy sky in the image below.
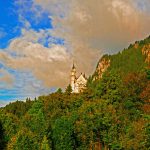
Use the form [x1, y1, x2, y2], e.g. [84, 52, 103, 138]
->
[0, 0, 150, 106]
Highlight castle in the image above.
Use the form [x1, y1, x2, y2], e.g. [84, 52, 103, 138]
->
[70, 63, 87, 93]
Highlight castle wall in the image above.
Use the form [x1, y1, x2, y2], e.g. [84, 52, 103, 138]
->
[70, 65, 87, 93]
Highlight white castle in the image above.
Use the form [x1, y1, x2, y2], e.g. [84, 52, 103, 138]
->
[70, 63, 87, 93]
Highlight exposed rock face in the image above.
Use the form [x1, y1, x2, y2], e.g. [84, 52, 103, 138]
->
[142, 44, 150, 64]
[94, 58, 110, 80]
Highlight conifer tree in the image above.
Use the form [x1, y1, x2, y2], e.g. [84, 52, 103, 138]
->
[0, 121, 6, 150]
[56, 88, 63, 94]
[41, 135, 51, 150]
[65, 84, 72, 95]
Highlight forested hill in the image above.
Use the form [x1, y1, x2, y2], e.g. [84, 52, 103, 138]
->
[94, 35, 150, 80]
[0, 36, 150, 150]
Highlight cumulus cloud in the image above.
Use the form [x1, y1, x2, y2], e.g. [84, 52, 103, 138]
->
[77, 1, 148, 50]
[30, 0, 150, 76]
[0, 28, 71, 88]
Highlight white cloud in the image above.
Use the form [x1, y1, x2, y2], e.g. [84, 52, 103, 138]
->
[0, 27, 72, 88]
[31, 0, 150, 53]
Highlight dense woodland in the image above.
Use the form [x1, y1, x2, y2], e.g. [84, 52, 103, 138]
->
[0, 36, 150, 150]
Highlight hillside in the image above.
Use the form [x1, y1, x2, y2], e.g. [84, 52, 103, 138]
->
[0, 36, 150, 150]
[94, 35, 150, 80]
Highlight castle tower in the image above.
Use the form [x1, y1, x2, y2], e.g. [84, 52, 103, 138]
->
[70, 63, 87, 93]
[70, 63, 76, 91]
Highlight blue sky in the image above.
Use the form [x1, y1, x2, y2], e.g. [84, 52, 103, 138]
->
[0, 1, 20, 48]
[0, 0, 150, 107]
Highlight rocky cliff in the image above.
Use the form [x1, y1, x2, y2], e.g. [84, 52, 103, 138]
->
[94, 57, 110, 80]
[142, 44, 150, 64]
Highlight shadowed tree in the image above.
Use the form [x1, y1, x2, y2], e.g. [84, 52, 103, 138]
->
[56, 88, 63, 94]
[0, 121, 6, 150]
[41, 135, 51, 150]
[65, 84, 72, 95]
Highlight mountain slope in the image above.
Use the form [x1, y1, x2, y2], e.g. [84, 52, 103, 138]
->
[94, 35, 150, 79]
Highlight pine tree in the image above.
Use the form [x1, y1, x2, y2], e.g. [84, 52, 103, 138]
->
[56, 88, 63, 94]
[0, 121, 6, 150]
[41, 135, 51, 150]
[65, 84, 72, 95]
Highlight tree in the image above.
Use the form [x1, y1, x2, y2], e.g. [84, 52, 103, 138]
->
[146, 69, 150, 80]
[8, 128, 39, 150]
[65, 84, 72, 95]
[0, 121, 6, 150]
[41, 135, 51, 150]
[56, 88, 63, 94]
[23, 100, 46, 141]
[94, 71, 123, 105]
[52, 115, 77, 150]
[123, 72, 147, 118]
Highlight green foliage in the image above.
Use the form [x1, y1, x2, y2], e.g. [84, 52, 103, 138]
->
[65, 84, 72, 95]
[94, 71, 123, 105]
[3, 100, 33, 118]
[0, 113, 19, 141]
[53, 114, 78, 150]
[0, 121, 6, 150]
[56, 88, 63, 94]
[146, 69, 150, 80]
[41, 135, 51, 150]
[23, 100, 46, 140]
[108, 46, 146, 76]
[8, 128, 39, 150]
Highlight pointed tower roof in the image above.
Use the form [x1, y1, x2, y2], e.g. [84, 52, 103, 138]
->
[83, 73, 86, 78]
[72, 63, 75, 69]
[72, 61, 76, 70]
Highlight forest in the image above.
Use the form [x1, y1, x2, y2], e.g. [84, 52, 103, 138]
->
[0, 36, 150, 150]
